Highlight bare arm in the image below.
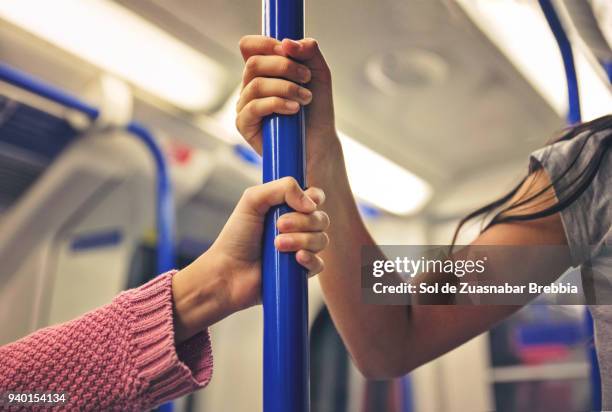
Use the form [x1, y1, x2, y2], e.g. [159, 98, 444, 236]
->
[316, 164, 571, 378]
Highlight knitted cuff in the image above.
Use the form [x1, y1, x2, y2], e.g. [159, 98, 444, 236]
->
[123, 271, 213, 406]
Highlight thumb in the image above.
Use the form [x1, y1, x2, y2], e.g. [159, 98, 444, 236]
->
[238, 177, 317, 217]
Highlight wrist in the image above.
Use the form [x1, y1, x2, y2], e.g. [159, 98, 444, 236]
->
[307, 131, 364, 228]
[172, 252, 231, 343]
[307, 131, 345, 189]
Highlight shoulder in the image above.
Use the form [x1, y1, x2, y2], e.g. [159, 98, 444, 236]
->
[529, 126, 611, 265]
[530, 127, 611, 181]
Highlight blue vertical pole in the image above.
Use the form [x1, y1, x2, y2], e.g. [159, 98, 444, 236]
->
[585, 309, 602, 411]
[262, 1, 309, 412]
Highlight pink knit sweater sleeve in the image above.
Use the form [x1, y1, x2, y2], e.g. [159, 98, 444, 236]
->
[0, 271, 213, 411]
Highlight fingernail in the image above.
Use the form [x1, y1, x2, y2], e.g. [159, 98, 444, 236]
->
[287, 39, 301, 48]
[298, 87, 312, 101]
[297, 67, 310, 82]
[273, 44, 283, 54]
[285, 100, 299, 110]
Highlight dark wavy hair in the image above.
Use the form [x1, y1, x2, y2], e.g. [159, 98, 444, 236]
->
[452, 114, 612, 245]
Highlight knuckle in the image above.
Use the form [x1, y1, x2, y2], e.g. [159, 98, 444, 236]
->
[281, 176, 299, 189]
[242, 186, 256, 202]
[245, 56, 259, 71]
[249, 77, 263, 94]
[286, 82, 299, 96]
[238, 36, 248, 51]
[308, 38, 319, 50]
[280, 59, 294, 74]
[246, 100, 259, 116]
[235, 94, 245, 112]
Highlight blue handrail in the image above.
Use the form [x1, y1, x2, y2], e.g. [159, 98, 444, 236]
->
[0, 63, 175, 275]
[537, 2, 601, 410]
[261, 1, 309, 411]
[126, 122, 175, 273]
[604, 61, 612, 85]
[538, 0, 581, 125]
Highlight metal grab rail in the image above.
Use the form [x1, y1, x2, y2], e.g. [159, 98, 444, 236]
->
[261, 1, 309, 411]
[0, 63, 175, 275]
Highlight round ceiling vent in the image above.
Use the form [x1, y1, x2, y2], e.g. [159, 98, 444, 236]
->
[365, 48, 449, 94]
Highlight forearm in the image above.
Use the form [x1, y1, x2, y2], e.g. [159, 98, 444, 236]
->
[0, 273, 213, 410]
[314, 154, 573, 380]
[311, 141, 414, 378]
[312, 161, 514, 378]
